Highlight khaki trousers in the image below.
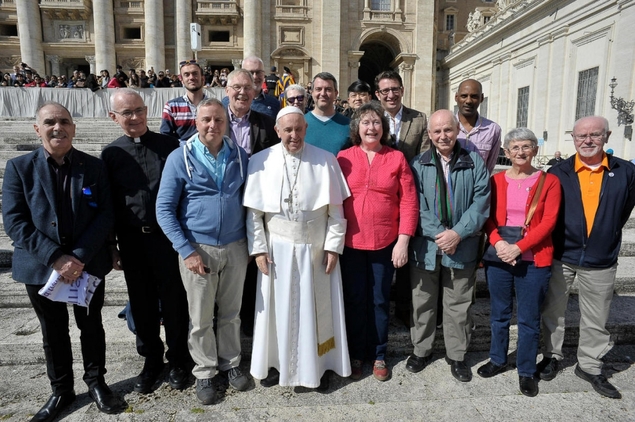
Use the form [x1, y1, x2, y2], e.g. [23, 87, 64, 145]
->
[541, 259, 617, 375]
[410, 255, 476, 361]
[179, 239, 248, 379]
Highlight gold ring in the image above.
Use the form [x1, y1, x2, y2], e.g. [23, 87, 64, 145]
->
[73, 271, 78, 275]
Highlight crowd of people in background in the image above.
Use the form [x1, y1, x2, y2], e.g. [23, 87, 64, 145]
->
[3, 55, 633, 421]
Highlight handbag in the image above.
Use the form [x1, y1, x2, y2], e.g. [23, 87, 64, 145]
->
[483, 171, 547, 263]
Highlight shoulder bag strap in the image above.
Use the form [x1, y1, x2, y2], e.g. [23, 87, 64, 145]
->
[524, 171, 547, 228]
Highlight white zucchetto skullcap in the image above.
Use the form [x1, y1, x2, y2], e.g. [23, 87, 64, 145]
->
[276, 106, 305, 124]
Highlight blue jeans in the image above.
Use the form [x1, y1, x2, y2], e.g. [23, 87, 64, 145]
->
[341, 244, 395, 361]
[485, 261, 550, 377]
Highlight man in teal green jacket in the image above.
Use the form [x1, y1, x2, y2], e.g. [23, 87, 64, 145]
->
[407, 110, 490, 383]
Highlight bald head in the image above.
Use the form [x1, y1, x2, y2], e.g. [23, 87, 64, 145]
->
[428, 110, 459, 157]
[109, 88, 148, 138]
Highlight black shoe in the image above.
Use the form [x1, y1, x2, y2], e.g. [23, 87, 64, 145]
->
[519, 376, 539, 397]
[31, 391, 76, 422]
[260, 368, 279, 388]
[574, 364, 622, 399]
[134, 364, 164, 394]
[406, 354, 431, 373]
[196, 378, 217, 405]
[316, 371, 330, 392]
[227, 367, 250, 391]
[446, 357, 472, 382]
[477, 361, 507, 378]
[168, 366, 189, 390]
[88, 383, 127, 414]
[537, 357, 559, 381]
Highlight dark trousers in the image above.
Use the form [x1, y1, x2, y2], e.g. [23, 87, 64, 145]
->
[26, 281, 107, 395]
[118, 229, 191, 369]
[240, 259, 258, 336]
[341, 244, 395, 361]
[485, 261, 550, 377]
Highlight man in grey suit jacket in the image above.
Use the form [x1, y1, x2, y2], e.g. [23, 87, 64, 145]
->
[375, 70, 430, 327]
[2, 102, 125, 421]
[375, 70, 430, 164]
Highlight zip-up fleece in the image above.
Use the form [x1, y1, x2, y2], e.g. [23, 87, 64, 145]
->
[549, 153, 635, 268]
[156, 135, 249, 259]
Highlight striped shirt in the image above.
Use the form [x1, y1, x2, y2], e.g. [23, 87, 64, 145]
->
[159, 93, 208, 142]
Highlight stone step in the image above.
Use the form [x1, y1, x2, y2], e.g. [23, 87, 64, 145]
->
[1, 266, 634, 366]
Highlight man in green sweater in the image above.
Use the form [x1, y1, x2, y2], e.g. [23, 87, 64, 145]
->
[304, 72, 351, 156]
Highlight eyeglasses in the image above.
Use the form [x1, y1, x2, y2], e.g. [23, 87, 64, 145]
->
[179, 59, 198, 69]
[507, 145, 535, 154]
[247, 69, 265, 76]
[228, 84, 254, 92]
[112, 107, 147, 119]
[377, 87, 402, 96]
[349, 92, 370, 99]
[287, 95, 305, 104]
[573, 132, 605, 142]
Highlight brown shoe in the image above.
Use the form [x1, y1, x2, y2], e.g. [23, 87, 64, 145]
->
[350, 359, 363, 380]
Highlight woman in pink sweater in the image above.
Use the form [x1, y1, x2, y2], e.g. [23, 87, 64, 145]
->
[477, 128, 561, 397]
[337, 102, 418, 382]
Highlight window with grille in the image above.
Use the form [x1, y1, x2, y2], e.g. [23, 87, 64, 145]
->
[575, 67, 599, 121]
[517, 86, 529, 127]
[480, 97, 488, 119]
[446, 14, 455, 31]
[371, 0, 391, 11]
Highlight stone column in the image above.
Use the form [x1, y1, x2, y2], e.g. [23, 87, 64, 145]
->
[145, 0, 166, 72]
[398, 60, 415, 107]
[321, 0, 341, 82]
[243, 0, 259, 58]
[46, 55, 62, 77]
[231, 58, 242, 70]
[176, 0, 193, 68]
[347, 51, 365, 88]
[16, 0, 45, 72]
[93, 0, 116, 74]
[85, 56, 96, 75]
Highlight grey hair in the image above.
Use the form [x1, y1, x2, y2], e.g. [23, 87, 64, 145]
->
[227, 68, 254, 86]
[196, 97, 225, 114]
[285, 84, 306, 97]
[109, 88, 142, 110]
[503, 127, 538, 149]
[35, 101, 72, 124]
[573, 115, 610, 134]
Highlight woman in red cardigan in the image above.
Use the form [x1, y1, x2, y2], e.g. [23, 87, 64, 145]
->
[477, 128, 561, 397]
[337, 102, 418, 382]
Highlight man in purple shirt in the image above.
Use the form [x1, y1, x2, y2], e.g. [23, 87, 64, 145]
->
[223, 68, 278, 336]
[455, 79, 501, 174]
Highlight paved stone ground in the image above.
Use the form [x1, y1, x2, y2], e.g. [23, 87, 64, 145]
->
[1, 268, 634, 421]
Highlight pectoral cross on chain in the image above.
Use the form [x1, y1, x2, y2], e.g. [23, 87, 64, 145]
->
[284, 193, 294, 213]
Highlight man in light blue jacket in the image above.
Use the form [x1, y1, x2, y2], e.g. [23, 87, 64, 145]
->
[156, 98, 250, 406]
[407, 110, 490, 383]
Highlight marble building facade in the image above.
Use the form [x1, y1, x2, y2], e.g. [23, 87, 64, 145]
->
[0, 0, 437, 115]
[439, 0, 635, 160]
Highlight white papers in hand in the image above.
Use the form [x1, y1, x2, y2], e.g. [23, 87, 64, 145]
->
[38, 271, 103, 307]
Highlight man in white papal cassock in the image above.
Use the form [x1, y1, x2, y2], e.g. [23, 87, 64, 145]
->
[244, 106, 352, 390]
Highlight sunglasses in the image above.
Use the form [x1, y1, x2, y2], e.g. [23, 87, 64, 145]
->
[287, 95, 305, 103]
[179, 59, 198, 69]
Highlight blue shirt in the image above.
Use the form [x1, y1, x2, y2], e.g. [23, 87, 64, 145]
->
[191, 135, 229, 188]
